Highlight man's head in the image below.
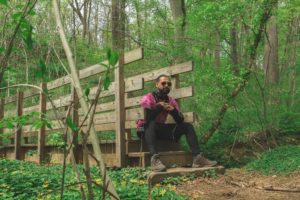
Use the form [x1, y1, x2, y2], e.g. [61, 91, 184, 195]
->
[155, 74, 172, 95]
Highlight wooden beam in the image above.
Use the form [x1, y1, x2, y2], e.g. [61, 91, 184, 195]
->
[115, 53, 126, 167]
[14, 91, 23, 160]
[71, 87, 80, 163]
[93, 86, 193, 113]
[129, 61, 193, 82]
[4, 48, 144, 104]
[38, 83, 47, 164]
[0, 99, 4, 146]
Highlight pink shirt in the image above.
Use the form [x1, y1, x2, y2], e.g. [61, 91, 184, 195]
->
[137, 93, 180, 130]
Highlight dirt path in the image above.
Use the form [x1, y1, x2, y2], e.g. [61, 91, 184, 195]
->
[177, 169, 300, 200]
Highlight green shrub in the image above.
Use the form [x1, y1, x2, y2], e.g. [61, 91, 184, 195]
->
[246, 145, 300, 175]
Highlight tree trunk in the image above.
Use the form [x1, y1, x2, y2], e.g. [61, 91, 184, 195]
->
[264, 16, 279, 84]
[169, 0, 187, 64]
[214, 32, 221, 68]
[230, 19, 240, 75]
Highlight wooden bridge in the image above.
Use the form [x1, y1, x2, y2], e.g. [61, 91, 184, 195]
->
[0, 48, 204, 169]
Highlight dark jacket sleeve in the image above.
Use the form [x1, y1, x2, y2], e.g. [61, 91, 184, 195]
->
[169, 108, 184, 124]
[145, 103, 164, 122]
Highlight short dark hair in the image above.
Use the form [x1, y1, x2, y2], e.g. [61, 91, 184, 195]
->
[156, 74, 170, 83]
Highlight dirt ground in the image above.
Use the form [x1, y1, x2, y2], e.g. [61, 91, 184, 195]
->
[177, 169, 300, 200]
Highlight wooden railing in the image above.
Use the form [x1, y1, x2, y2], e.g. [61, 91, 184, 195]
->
[0, 48, 195, 167]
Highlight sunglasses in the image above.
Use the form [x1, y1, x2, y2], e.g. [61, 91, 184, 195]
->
[161, 81, 172, 87]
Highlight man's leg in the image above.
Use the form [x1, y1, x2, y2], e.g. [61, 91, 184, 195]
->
[174, 122, 217, 167]
[145, 122, 176, 172]
[174, 122, 200, 155]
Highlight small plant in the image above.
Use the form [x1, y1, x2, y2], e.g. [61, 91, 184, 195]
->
[203, 169, 218, 178]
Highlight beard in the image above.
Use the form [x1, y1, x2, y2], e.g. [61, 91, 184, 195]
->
[158, 88, 170, 95]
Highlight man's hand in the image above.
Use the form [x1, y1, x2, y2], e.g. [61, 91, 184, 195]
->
[158, 102, 174, 111]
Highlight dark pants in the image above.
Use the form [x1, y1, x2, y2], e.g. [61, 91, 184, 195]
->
[144, 121, 201, 156]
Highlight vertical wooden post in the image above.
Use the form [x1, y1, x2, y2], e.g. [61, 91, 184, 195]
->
[71, 87, 80, 163]
[115, 53, 126, 167]
[38, 83, 46, 164]
[15, 91, 23, 160]
[0, 99, 4, 146]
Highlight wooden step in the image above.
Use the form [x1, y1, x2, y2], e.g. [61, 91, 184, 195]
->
[127, 151, 193, 167]
[147, 166, 225, 186]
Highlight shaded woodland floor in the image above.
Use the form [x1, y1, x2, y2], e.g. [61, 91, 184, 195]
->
[177, 169, 300, 200]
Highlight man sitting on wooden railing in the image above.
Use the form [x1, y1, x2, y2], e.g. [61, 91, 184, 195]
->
[137, 74, 217, 172]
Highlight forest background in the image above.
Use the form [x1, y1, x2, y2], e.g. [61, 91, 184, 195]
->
[0, 0, 299, 199]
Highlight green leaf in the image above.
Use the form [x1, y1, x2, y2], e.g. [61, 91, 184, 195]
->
[66, 116, 78, 132]
[45, 121, 52, 129]
[109, 51, 119, 66]
[0, 0, 8, 6]
[0, 47, 5, 54]
[12, 12, 23, 21]
[84, 88, 90, 98]
[100, 63, 109, 69]
[38, 59, 46, 79]
[23, 25, 33, 50]
[107, 49, 111, 61]
[103, 73, 111, 90]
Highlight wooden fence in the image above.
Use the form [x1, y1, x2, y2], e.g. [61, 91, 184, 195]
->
[0, 48, 195, 167]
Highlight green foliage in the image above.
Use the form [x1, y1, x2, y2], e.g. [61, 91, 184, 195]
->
[0, 160, 187, 200]
[0, 0, 8, 6]
[246, 145, 300, 175]
[66, 116, 78, 133]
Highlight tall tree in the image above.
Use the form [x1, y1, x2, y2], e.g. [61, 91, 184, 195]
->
[264, 15, 279, 84]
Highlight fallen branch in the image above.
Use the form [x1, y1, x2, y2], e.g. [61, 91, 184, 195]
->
[256, 186, 300, 193]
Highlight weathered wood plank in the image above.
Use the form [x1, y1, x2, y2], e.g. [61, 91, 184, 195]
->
[4, 48, 143, 104]
[38, 83, 46, 163]
[129, 61, 193, 82]
[93, 86, 193, 113]
[5, 88, 40, 104]
[148, 166, 225, 186]
[115, 54, 126, 167]
[14, 91, 23, 160]
[92, 108, 194, 125]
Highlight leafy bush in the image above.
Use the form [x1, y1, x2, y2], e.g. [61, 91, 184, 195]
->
[0, 159, 187, 200]
[246, 145, 300, 175]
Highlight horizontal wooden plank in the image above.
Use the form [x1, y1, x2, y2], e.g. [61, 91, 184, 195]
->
[5, 88, 40, 104]
[129, 61, 193, 82]
[93, 86, 193, 113]
[94, 121, 136, 132]
[47, 48, 143, 90]
[4, 48, 143, 104]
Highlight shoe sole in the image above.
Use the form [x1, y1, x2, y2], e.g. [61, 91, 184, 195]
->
[192, 162, 218, 168]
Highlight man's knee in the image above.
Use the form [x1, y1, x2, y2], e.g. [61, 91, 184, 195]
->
[182, 122, 194, 130]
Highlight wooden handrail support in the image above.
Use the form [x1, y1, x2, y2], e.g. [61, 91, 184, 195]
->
[15, 91, 23, 160]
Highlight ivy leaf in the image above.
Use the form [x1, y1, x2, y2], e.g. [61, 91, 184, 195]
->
[109, 51, 119, 66]
[84, 88, 90, 98]
[66, 116, 78, 132]
[103, 73, 111, 91]
[0, 0, 8, 6]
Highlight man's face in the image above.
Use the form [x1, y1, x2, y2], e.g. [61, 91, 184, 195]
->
[156, 76, 172, 94]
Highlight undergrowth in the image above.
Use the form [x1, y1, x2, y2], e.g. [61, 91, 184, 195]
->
[0, 159, 187, 200]
[245, 145, 300, 175]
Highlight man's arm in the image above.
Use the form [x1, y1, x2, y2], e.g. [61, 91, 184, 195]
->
[145, 103, 164, 121]
[169, 108, 184, 124]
